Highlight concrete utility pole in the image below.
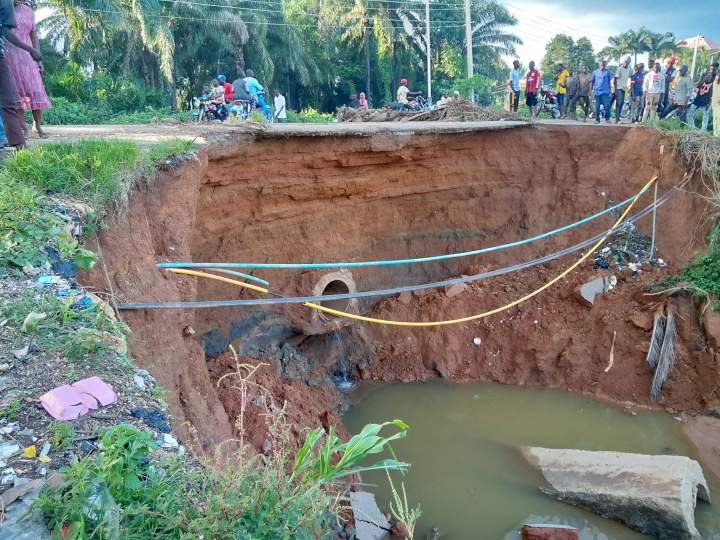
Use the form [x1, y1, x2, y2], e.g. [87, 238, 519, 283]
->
[691, 34, 700, 79]
[464, 0, 474, 102]
[425, 0, 431, 101]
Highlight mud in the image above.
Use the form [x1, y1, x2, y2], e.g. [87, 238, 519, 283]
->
[82, 123, 718, 449]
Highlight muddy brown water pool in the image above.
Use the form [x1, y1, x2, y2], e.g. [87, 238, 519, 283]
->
[344, 381, 720, 539]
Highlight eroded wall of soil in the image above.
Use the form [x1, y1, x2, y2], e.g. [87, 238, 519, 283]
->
[84, 124, 717, 447]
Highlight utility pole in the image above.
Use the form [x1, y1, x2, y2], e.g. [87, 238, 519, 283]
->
[425, 0, 431, 101]
[691, 34, 700, 79]
[464, 0, 473, 102]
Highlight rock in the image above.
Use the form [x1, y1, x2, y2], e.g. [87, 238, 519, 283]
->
[398, 292, 412, 305]
[444, 283, 467, 298]
[161, 434, 179, 448]
[521, 524, 579, 540]
[630, 311, 653, 332]
[1, 467, 16, 485]
[521, 447, 710, 539]
[133, 374, 146, 389]
[578, 276, 613, 306]
[703, 310, 720, 350]
[390, 520, 410, 538]
[0, 441, 20, 460]
[183, 325, 196, 337]
[473, 337, 482, 346]
[350, 491, 390, 540]
[0, 363, 10, 371]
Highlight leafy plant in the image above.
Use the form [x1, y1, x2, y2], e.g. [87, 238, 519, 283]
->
[286, 108, 335, 123]
[49, 421, 76, 450]
[0, 399, 23, 421]
[385, 468, 421, 540]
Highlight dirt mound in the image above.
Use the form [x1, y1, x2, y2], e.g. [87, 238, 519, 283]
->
[337, 100, 522, 122]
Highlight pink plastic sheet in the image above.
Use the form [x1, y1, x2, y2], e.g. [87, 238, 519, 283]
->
[40, 377, 117, 420]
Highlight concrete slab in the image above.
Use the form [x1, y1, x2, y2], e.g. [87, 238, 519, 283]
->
[350, 491, 390, 540]
[521, 447, 710, 539]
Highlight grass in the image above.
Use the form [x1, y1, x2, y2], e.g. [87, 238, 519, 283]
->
[0, 399, 23, 421]
[0, 289, 130, 362]
[0, 138, 194, 272]
[49, 421, 76, 450]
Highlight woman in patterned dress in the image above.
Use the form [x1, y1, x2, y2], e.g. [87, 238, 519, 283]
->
[5, 0, 50, 138]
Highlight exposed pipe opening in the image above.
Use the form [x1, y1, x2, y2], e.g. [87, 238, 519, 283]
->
[318, 279, 352, 320]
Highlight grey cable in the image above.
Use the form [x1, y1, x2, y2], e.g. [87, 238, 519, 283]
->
[118, 181, 687, 310]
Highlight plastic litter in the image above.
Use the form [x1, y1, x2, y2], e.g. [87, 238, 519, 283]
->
[40, 377, 117, 420]
[131, 407, 172, 433]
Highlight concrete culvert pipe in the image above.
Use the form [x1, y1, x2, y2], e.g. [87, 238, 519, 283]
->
[306, 270, 359, 334]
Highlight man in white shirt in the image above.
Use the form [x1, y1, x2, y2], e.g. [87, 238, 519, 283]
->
[273, 90, 287, 123]
[397, 78, 410, 104]
[642, 62, 665, 122]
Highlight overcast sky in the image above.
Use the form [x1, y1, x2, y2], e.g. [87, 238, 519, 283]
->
[503, 0, 720, 65]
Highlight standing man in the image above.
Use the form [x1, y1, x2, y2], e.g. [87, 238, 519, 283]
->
[554, 62, 569, 118]
[509, 60, 521, 112]
[273, 90, 287, 123]
[591, 60, 612, 124]
[660, 56, 677, 112]
[614, 57, 632, 123]
[525, 61, 541, 117]
[661, 65, 693, 123]
[689, 62, 718, 131]
[642, 62, 664, 122]
[570, 65, 591, 121]
[0, 0, 40, 149]
[629, 63, 645, 123]
[564, 67, 578, 120]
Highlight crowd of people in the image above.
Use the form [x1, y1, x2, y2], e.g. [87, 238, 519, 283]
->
[509, 56, 720, 135]
[0, 0, 51, 149]
[196, 70, 286, 122]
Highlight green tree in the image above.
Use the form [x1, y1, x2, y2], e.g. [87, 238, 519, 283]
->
[541, 34, 595, 75]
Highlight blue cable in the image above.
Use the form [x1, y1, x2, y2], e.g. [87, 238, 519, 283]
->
[157, 188, 649, 270]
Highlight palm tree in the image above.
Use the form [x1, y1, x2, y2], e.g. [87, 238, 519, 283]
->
[643, 30, 678, 61]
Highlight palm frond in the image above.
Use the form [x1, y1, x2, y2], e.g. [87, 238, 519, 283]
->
[650, 306, 677, 402]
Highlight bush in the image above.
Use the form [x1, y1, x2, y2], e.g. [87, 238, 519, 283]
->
[35, 418, 409, 539]
[287, 107, 335, 123]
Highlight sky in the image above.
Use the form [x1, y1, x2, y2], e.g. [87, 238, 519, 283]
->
[503, 0, 720, 65]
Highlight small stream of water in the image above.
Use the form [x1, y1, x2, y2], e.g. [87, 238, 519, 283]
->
[344, 381, 720, 539]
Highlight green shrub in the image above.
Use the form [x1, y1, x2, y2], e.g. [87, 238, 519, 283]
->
[49, 421, 76, 450]
[35, 419, 409, 540]
[287, 108, 335, 123]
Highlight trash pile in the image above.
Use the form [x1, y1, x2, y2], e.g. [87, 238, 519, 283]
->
[593, 222, 667, 272]
[337, 100, 524, 123]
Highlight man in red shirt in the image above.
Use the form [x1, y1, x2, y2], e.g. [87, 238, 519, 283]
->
[218, 75, 233, 103]
[525, 61, 541, 117]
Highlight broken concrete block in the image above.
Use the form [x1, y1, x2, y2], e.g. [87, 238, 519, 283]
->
[444, 283, 467, 298]
[521, 524, 579, 540]
[350, 491, 390, 540]
[521, 447, 710, 539]
[578, 276, 615, 306]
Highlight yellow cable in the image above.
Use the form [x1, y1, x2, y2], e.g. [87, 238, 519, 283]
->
[166, 175, 657, 328]
[167, 268, 271, 295]
[305, 175, 658, 327]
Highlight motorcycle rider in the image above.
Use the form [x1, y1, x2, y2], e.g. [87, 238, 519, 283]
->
[396, 78, 423, 109]
[244, 69, 271, 120]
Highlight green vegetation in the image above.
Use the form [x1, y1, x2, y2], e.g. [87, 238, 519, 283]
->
[35, 420, 409, 539]
[0, 139, 193, 272]
[657, 132, 720, 307]
[286, 108, 335, 123]
[0, 399, 23, 421]
[49, 421, 76, 450]
[1, 289, 130, 363]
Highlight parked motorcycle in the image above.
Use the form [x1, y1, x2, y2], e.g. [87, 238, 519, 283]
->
[192, 97, 227, 122]
[535, 85, 561, 119]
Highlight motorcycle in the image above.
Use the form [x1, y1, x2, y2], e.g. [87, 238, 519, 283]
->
[229, 99, 254, 120]
[535, 85, 561, 119]
[192, 97, 227, 122]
